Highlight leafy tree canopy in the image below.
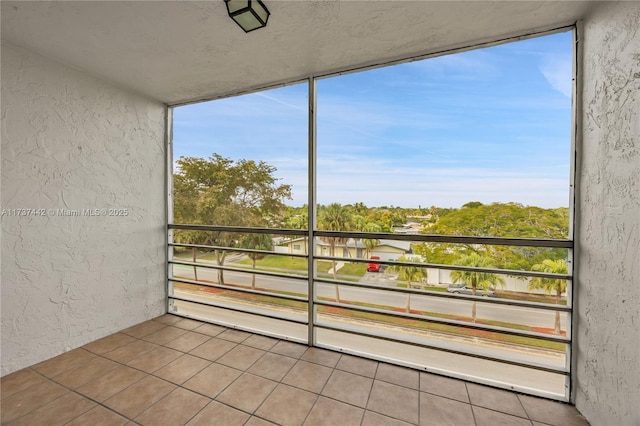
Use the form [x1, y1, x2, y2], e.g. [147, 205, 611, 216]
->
[413, 203, 569, 271]
[426, 202, 568, 239]
[173, 152, 292, 276]
[174, 153, 292, 228]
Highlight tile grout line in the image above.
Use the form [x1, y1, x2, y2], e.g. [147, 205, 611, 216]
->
[168, 334, 302, 422]
[85, 345, 168, 424]
[517, 393, 533, 422]
[296, 349, 336, 426]
[209, 336, 277, 417]
[358, 362, 379, 426]
[244, 344, 323, 423]
[77, 326, 209, 424]
[94, 327, 224, 424]
[465, 382, 479, 426]
[241, 343, 305, 422]
[24, 366, 138, 425]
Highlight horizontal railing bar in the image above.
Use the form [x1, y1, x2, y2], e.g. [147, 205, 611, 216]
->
[167, 223, 575, 382]
[172, 246, 571, 280]
[170, 260, 308, 281]
[314, 322, 569, 375]
[170, 277, 309, 302]
[172, 248, 571, 281]
[314, 230, 573, 248]
[172, 259, 571, 313]
[170, 242, 308, 259]
[169, 224, 305, 236]
[315, 299, 570, 343]
[170, 242, 230, 250]
[169, 224, 572, 248]
[313, 277, 572, 312]
[168, 312, 308, 345]
[315, 255, 573, 280]
[170, 294, 309, 325]
[171, 262, 571, 313]
[171, 289, 569, 364]
[311, 339, 569, 402]
[169, 225, 572, 279]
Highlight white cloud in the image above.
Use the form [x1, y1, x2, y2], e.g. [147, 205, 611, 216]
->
[314, 158, 570, 208]
[539, 55, 572, 98]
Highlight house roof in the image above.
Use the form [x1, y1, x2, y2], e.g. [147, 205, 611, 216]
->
[314, 237, 411, 252]
[377, 239, 412, 252]
[316, 238, 366, 249]
[1, 1, 595, 105]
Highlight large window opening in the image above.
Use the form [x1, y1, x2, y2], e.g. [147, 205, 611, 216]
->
[168, 29, 574, 400]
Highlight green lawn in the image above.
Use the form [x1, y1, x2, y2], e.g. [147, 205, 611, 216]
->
[176, 253, 562, 304]
[336, 262, 366, 277]
[190, 253, 364, 282]
[236, 255, 333, 273]
[185, 252, 365, 279]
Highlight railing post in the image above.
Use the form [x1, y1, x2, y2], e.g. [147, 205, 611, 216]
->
[307, 77, 317, 346]
[166, 106, 174, 314]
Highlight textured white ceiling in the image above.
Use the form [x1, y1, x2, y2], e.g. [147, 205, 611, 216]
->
[1, 1, 595, 105]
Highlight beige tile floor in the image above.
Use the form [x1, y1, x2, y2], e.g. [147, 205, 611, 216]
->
[1, 314, 590, 425]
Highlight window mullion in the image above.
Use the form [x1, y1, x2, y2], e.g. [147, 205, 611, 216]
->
[307, 77, 318, 346]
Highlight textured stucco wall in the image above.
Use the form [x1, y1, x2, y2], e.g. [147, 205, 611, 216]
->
[576, 2, 640, 424]
[1, 42, 166, 375]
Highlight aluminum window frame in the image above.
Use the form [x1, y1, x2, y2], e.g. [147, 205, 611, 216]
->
[166, 24, 578, 402]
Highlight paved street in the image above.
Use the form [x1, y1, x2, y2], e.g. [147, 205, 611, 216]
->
[172, 263, 568, 331]
[172, 293, 567, 399]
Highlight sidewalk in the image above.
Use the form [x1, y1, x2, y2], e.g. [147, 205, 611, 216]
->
[327, 261, 345, 275]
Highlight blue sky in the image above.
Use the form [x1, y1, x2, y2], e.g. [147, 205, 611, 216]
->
[173, 30, 573, 208]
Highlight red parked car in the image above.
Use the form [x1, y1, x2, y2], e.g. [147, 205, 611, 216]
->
[367, 256, 381, 272]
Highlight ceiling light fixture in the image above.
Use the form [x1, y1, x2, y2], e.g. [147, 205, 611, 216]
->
[225, 0, 270, 33]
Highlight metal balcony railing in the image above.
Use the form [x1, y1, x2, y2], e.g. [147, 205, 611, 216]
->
[167, 223, 574, 400]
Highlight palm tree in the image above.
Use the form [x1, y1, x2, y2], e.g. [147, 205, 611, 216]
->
[285, 212, 308, 255]
[386, 255, 427, 312]
[239, 233, 273, 289]
[362, 222, 381, 258]
[450, 253, 505, 323]
[350, 214, 366, 258]
[528, 259, 568, 335]
[318, 203, 352, 303]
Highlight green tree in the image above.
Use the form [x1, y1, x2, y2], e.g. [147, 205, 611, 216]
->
[413, 203, 569, 271]
[429, 202, 568, 239]
[173, 154, 291, 285]
[351, 202, 369, 216]
[239, 233, 273, 289]
[284, 209, 308, 255]
[362, 222, 382, 258]
[349, 214, 367, 259]
[386, 255, 427, 313]
[528, 259, 568, 335]
[462, 201, 484, 209]
[318, 203, 352, 303]
[364, 207, 406, 232]
[450, 253, 505, 322]
[285, 211, 308, 230]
